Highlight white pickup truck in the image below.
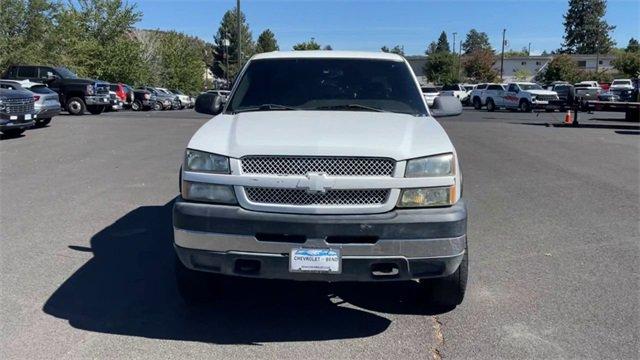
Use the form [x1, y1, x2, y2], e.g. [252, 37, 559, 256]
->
[175, 51, 468, 307]
[483, 82, 560, 112]
[440, 84, 468, 103]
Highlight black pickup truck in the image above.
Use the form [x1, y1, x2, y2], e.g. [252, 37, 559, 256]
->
[2, 65, 111, 115]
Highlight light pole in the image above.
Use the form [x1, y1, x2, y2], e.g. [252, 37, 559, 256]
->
[500, 28, 506, 81]
[452, 32, 457, 82]
[236, 0, 241, 70]
[528, 42, 531, 56]
[222, 37, 230, 87]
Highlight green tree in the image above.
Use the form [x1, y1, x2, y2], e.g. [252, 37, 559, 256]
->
[513, 68, 532, 81]
[424, 52, 457, 84]
[462, 29, 492, 54]
[561, 0, 615, 54]
[157, 31, 206, 92]
[626, 38, 640, 53]
[463, 49, 498, 82]
[255, 29, 279, 53]
[293, 38, 321, 50]
[504, 47, 530, 57]
[213, 7, 255, 80]
[612, 52, 640, 77]
[425, 41, 438, 55]
[539, 54, 579, 83]
[0, 0, 62, 70]
[435, 31, 450, 53]
[381, 45, 405, 56]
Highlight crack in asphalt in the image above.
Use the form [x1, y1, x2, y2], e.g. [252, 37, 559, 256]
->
[431, 316, 444, 360]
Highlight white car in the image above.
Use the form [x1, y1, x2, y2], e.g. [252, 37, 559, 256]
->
[575, 81, 601, 90]
[610, 79, 634, 91]
[174, 51, 467, 307]
[421, 85, 440, 106]
[169, 89, 194, 108]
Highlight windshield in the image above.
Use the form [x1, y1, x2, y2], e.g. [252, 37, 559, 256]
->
[170, 89, 183, 94]
[29, 85, 56, 94]
[54, 67, 78, 79]
[519, 83, 543, 90]
[612, 80, 630, 85]
[227, 58, 427, 115]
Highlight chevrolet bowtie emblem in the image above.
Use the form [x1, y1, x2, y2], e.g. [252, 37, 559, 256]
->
[297, 172, 333, 194]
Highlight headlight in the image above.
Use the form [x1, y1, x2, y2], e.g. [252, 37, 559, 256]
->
[405, 153, 454, 177]
[398, 186, 455, 208]
[185, 149, 230, 173]
[182, 181, 237, 204]
[86, 84, 95, 95]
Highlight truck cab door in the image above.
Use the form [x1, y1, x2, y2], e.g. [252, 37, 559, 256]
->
[39, 67, 62, 100]
[505, 84, 519, 108]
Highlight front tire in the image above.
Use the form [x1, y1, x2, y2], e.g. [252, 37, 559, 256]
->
[153, 102, 163, 111]
[519, 100, 532, 112]
[1, 128, 25, 137]
[34, 118, 51, 127]
[419, 247, 468, 308]
[473, 97, 482, 110]
[486, 99, 496, 112]
[67, 97, 86, 115]
[131, 100, 142, 111]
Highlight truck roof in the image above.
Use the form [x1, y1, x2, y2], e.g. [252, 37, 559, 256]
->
[251, 51, 405, 62]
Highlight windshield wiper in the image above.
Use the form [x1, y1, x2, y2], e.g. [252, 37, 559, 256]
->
[312, 104, 387, 112]
[233, 104, 299, 113]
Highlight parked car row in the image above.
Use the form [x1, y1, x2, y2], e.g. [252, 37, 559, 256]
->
[1, 64, 196, 118]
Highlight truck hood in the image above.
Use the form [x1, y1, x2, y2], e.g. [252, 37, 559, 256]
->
[527, 89, 558, 96]
[187, 111, 454, 160]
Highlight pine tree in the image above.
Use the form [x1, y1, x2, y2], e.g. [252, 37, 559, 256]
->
[213, 7, 255, 80]
[381, 45, 404, 56]
[255, 29, 279, 53]
[626, 38, 640, 53]
[293, 38, 321, 50]
[561, 0, 615, 54]
[462, 29, 492, 54]
[435, 31, 450, 53]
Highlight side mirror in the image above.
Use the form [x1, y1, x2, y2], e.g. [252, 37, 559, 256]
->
[195, 93, 224, 115]
[430, 96, 463, 117]
[45, 74, 59, 84]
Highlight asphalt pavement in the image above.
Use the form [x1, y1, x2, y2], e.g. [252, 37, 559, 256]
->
[1, 108, 638, 359]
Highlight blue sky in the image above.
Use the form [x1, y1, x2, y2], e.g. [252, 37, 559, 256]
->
[137, 0, 640, 55]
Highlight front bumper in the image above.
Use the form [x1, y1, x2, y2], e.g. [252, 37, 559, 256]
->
[173, 198, 467, 281]
[0, 113, 35, 129]
[35, 105, 61, 119]
[85, 95, 111, 106]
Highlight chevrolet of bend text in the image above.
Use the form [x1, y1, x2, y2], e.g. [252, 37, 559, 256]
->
[174, 51, 467, 307]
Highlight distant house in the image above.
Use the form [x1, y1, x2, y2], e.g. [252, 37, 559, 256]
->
[402, 54, 617, 83]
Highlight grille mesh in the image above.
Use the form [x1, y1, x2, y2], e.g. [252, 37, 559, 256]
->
[3, 97, 35, 115]
[241, 156, 394, 176]
[535, 94, 558, 101]
[245, 187, 390, 206]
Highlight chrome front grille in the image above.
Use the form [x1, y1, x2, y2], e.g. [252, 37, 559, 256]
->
[535, 94, 558, 101]
[2, 97, 35, 115]
[241, 156, 395, 176]
[245, 187, 390, 206]
[95, 83, 110, 95]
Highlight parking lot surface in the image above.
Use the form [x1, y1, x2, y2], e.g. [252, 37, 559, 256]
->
[1, 109, 638, 359]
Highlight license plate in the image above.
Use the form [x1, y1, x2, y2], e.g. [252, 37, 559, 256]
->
[25, 114, 32, 120]
[290, 248, 341, 273]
